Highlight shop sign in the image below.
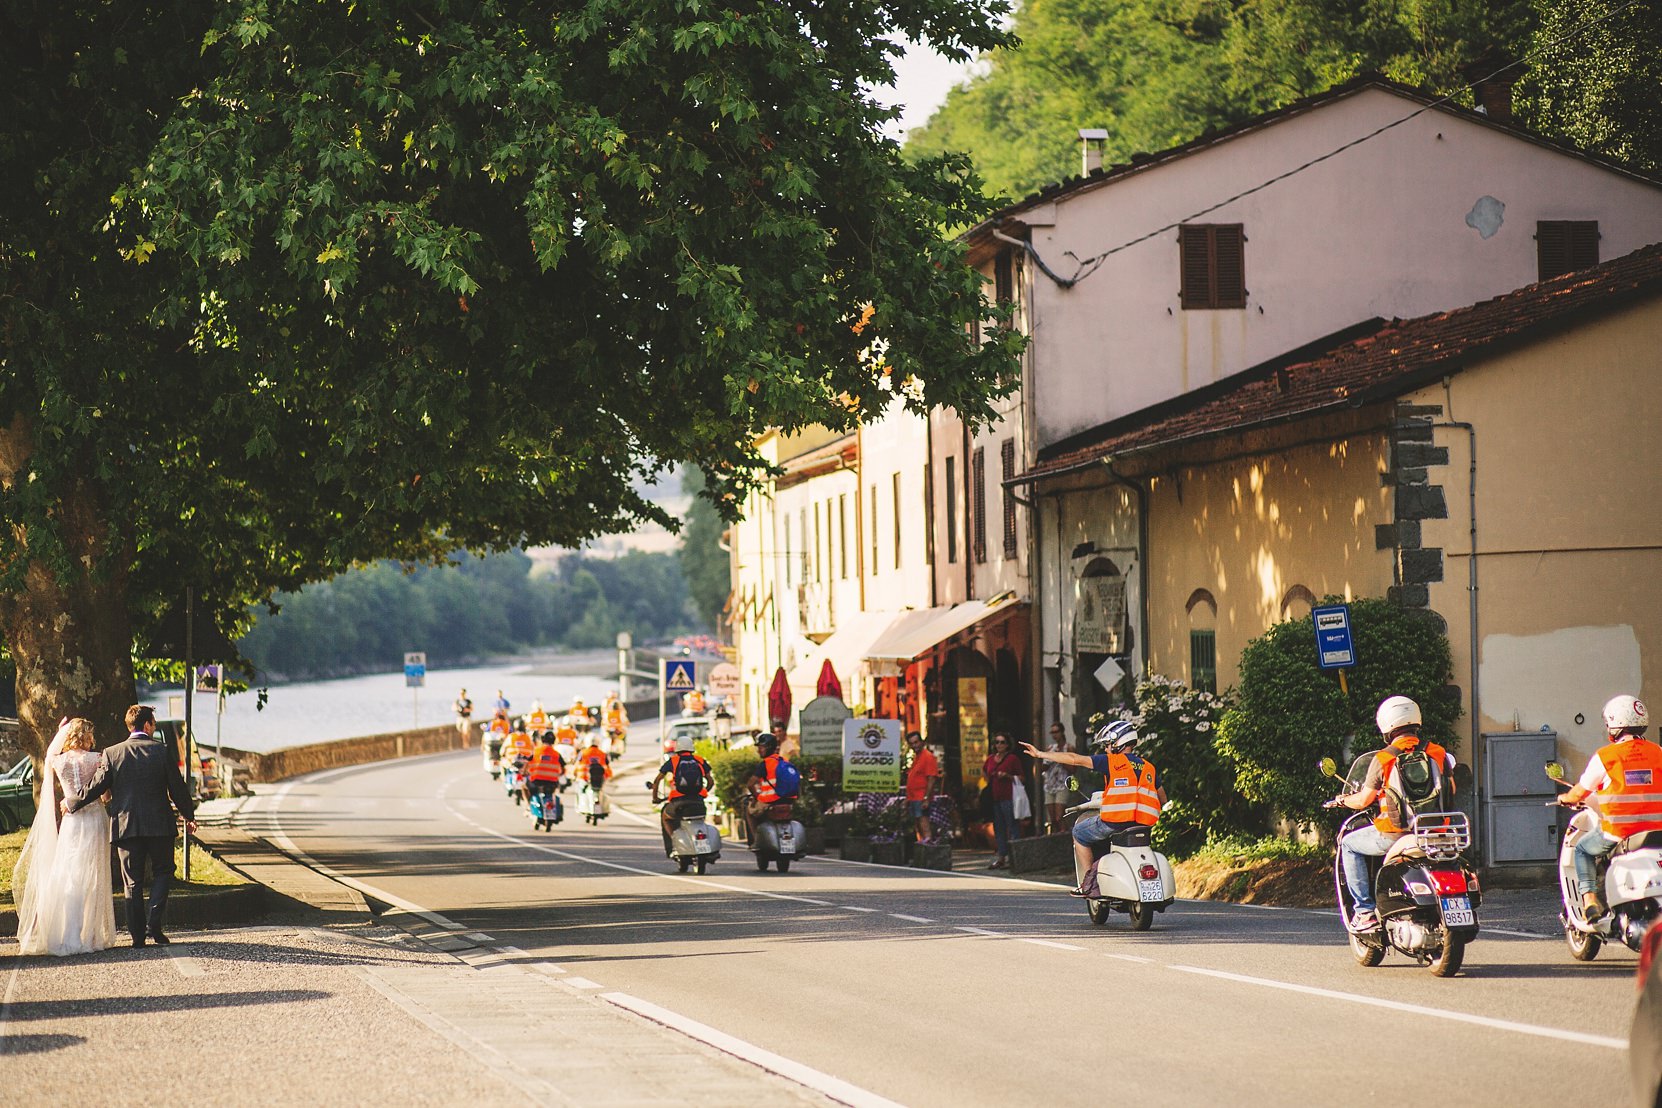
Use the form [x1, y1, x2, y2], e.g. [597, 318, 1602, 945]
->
[842, 717, 902, 793]
[800, 695, 851, 758]
[957, 677, 989, 791]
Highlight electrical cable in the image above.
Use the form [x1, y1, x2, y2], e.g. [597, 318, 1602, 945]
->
[1017, 0, 1644, 289]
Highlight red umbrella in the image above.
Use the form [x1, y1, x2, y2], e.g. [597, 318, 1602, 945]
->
[816, 659, 843, 701]
[767, 666, 792, 728]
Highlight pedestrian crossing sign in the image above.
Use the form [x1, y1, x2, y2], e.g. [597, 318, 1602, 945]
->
[665, 661, 696, 691]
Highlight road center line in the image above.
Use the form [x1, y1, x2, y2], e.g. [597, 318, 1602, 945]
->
[1021, 938, 1086, 951]
[840, 906, 880, 913]
[1166, 963, 1627, 1049]
[601, 991, 906, 1108]
[1106, 953, 1155, 963]
[955, 926, 1005, 937]
[890, 913, 935, 923]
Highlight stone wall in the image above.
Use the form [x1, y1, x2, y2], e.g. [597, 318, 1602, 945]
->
[225, 724, 472, 783]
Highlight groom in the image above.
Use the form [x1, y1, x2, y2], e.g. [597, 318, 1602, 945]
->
[65, 704, 198, 946]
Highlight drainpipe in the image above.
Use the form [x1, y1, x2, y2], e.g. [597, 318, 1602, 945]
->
[1431, 418, 1479, 860]
[962, 420, 974, 602]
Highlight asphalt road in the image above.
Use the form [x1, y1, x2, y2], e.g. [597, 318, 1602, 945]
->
[241, 737, 1637, 1108]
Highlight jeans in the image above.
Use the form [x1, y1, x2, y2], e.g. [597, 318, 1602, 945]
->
[992, 798, 1015, 859]
[1071, 814, 1140, 850]
[1340, 826, 1401, 912]
[1573, 827, 1618, 894]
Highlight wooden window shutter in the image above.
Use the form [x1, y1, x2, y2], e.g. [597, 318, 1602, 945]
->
[1179, 224, 1245, 309]
[971, 446, 987, 564]
[1001, 439, 1017, 558]
[1538, 220, 1599, 280]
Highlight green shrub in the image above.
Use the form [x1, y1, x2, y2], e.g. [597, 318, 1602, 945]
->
[1216, 596, 1459, 830]
[1189, 834, 1328, 866]
[696, 743, 826, 825]
[1111, 675, 1265, 858]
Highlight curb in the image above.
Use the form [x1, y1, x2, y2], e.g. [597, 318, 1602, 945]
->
[0, 882, 265, 938]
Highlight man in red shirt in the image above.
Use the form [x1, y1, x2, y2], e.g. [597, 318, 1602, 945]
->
[905, 732, 941, 842]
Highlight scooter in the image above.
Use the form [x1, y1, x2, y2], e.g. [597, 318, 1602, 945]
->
[1062, 794, 1175, 929]
[527, 783, 562, 832]
[503, 759, 526, 805]
[649, 782, 722, 874]
[751, 801, 806, 873]
[607, 727, 628, 759]
[483, 733, 504, 779]
[1545, 761, 1662, 959]
[577, 764, 610, 826]
[1320, 754, 1481, 977]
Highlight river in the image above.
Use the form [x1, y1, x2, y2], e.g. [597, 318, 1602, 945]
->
[149, 656, 616, 754]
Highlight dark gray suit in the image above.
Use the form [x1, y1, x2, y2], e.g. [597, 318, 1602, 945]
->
[68, 731, 196, 941]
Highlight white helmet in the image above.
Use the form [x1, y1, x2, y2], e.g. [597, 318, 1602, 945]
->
[1603, 695, 1649, 733]
[1375, 696, 1422, 736]
[674, 735, 696, 753]
[1091, 719, 1139, 752]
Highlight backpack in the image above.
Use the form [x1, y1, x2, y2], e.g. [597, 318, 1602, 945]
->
[771, 759, 801, 800]
[673, 754, 706, 796]
[1388, 747, 1447, 821]
[587, 758, 607, 788]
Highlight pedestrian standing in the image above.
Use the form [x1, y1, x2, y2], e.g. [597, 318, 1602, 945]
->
[983, 732, 1022, 869]
[1043, 722, 1073, 834]
[905, 732, 941, 843]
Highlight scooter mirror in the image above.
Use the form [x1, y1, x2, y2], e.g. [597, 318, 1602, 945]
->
[1317, 756, 1338, 778]
[1544, 761, 1566, 781]
[1065, 775, 1080, 792]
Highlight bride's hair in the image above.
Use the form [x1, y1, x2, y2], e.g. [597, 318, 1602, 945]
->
[58, 718, 97, 752]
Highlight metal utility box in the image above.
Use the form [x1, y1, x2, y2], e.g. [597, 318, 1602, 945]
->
[1482, 730, 1560, 865]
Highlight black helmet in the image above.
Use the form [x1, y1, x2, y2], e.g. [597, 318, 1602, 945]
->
[757, 733, 779, 755]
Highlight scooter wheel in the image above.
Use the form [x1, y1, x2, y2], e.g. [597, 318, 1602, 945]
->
[1350, 932, 1386, 967]
[1087, 900, 1110, 925]
[677, 858, 690, 873]
[755, 853, 770, 872]
[694, 858, 709, 875]
[1128, 903, 1153, 931]
[1566, 923, 1602, 961]
[1430, 932, 1466, 977]
[777, 857, 791, 873]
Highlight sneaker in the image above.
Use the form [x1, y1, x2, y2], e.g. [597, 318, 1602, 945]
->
[1583, 892, 1607, 922]
[1068, 883, 1099, 899]
[1349, 909, 1379, 932]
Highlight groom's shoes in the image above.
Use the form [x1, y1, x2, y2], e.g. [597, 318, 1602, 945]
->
[130, 934, 146, 948]
[146, 930, 171, 946]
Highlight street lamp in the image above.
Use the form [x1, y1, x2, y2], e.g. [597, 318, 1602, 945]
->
[713, 706, 733, 749]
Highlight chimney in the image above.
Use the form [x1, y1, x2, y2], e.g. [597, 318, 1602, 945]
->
[1078, 128, 1108, 176]
[1463, 54, 1519, 124]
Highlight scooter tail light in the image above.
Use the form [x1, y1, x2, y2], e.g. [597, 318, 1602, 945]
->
[695, 831, 707, 840]
[1139, 864, 1159, 880]
[1426, 869, 1468, 895]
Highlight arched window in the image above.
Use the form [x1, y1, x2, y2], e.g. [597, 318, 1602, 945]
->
[1186, 588, 1218, 694]
[1281, 584, 1317, 621]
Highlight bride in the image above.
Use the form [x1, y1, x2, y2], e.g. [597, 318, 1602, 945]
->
[13, 718, 116, 955]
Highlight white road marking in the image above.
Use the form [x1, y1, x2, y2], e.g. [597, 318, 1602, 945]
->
[1106, 953, 1154, 964]
[1020, 938, 1086, 951]
[840, 906, 880, 913]
[1167, 963, 1628, 1049]
[164, 948, 209, 977]
[1484, 927, 1552, 939]
[601, 992, 906, 1108]
[560, 976, 604, 991]
[955, 926, 1005, 937]
[889, 913, 935, 924]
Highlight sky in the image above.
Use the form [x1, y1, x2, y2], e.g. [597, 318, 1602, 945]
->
[874, 38, 979, 140]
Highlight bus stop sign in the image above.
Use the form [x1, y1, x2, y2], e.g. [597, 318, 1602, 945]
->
[1312, 605, 1356, 669]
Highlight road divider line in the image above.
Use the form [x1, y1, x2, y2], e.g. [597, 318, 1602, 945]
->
[1166, 963, 1628, 1049]
[889, 913, 935, 924]
[1021, 938, 1086, 951]
[955, 926, 1005, 937]
[1105, 953, 1154, 964]
[163, 948, 209, 977]
[840, 906, 880, 913]
[600, 991, 906, 1108]
[561, 976, 604, 991]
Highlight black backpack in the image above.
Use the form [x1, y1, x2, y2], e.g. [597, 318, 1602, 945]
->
[587, 758, 607, 788]
[673, 754, 706, 795]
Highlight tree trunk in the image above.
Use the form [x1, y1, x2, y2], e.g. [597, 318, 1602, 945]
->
[0, 414, 137, 792]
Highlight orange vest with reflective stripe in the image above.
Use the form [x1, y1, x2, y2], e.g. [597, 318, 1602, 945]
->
[580, 746, 612, 780]
[1595, 739, 1662, 838]
[668, 752, 709, 799]
[526, 744, 564, 783]
[1099, 753, 1160, 826]
[605, 707, 628, 731]
[755, 755, 784, 804]
[1371, 737, 1448, 834]
[506, 732, 534, 760]
[528, 709, 549, 730]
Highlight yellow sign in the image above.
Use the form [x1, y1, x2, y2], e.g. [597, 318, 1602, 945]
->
[957, 677, 988, 791]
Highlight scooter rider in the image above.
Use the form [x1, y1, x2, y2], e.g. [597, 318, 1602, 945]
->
[1555, 695, 1659, 921]
[524, 733, 566, 820]
[1334, 696, 1457, 932]
[743, 734, 799, 843]
[652, 736, 713, 857]
[1023, 720, 1164, 898]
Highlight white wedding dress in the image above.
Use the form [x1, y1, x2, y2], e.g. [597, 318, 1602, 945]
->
[14, 736, 116, 956]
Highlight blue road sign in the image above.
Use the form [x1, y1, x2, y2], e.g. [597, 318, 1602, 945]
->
[404, 651, 427, 688]
[1312, 605, 1356, 669]
[665, 660, 696, 691]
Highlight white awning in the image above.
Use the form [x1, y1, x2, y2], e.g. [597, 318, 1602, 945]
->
[864, 594, 1023, 663]
[786, 609, 903, 695]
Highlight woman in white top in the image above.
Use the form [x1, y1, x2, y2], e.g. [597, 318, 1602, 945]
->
[13, 718, 117, 955]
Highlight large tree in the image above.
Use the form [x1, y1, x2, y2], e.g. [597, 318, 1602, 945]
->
[0, 0, 1021, 761]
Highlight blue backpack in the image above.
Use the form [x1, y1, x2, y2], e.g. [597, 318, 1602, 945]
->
[772, 759, 801, 800]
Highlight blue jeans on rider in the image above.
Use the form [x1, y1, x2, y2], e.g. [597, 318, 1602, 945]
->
[1573, 827, 1618, 894]
[1341, 826, 1402, 912]
[1072, 813, 1140, 849]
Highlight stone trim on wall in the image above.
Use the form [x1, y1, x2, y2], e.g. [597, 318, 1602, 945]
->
[1379, 401, 1451, 608]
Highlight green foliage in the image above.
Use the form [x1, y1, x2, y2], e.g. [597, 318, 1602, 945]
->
[678, 469, 730, 634]
[1113, 674, 1263, 857]
[699, 744, 760, 814]
[908, 0, 1536, 200]
[1515, 0, 1662, 172]
[1188, 833, 1328, 866]
[1216, 596, 1459, 829]
[239, 549, 692, 680]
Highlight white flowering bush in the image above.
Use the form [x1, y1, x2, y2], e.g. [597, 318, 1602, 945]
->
[1108, 675, 1265, 857]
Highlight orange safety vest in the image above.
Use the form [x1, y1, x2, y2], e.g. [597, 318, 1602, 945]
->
[580, 746, 612, 780]
[754, 754, 784, 804]
[686, 691, 706, 714]
[525, 744, 564, 783]
[1594, 738, 1662, 838]
[506, 731, 534, 760]
[1371, 736, 1449, 834]
[490, 716, 511, 735]
[667, 752, 709, 799]
[1099, 752, 1160, 826]
[605, 706, 628, 731]
[528, 709, 549, 730]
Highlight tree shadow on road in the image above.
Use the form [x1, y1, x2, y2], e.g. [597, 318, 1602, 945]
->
[0, 988, 331, 1021]
[0, 1032, 85, 1055]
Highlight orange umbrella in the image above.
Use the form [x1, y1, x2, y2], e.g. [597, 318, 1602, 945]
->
[767, 666, 792, 727]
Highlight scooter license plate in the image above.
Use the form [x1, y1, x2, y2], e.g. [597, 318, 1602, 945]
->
[1440, 895, 1474, 927]
[1138, 879, 1163, 901]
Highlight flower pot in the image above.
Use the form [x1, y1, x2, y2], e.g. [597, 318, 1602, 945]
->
[870, 840, 908, 866]
[805, 827, 827, 855]
[840, 835, 873, 863]
[910, 842, 953, 871]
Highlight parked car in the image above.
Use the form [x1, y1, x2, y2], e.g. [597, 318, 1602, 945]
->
[662, 715, 713, 754]
[1632, 922, 1662, 1107]
[0, 756, 35, 833]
